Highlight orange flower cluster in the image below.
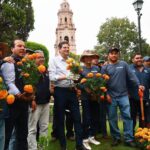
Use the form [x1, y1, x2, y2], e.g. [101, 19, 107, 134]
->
[0, 77, 15, 107]
[17, 53, 46, 94]
[135, 127, 150, 149]
[66, 58, 83, 74]
[80, 72, 110, 102]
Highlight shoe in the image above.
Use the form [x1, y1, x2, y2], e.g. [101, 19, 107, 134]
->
[82, 139, 92, 150]
[124, 141, 137, 147]
[88, 136, 100, 145]
[111, 138, 121, 146]
[76, 144, 89, 150]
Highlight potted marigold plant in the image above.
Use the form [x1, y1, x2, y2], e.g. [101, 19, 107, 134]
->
[17, 53, 46, 95]
[135, 127, 150, 150]
[80, 72, 110, 102]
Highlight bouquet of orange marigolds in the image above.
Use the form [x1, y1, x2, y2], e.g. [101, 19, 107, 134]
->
[66, 57, 83, 81]
[135, 127, 150, 150]
[0, 77, 15, 111]
[17, 53, 46, 95]
[80, 72, 111, 102]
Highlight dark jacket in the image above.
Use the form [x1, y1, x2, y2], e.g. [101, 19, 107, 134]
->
[128, 64, 150, 101]
[35, 71, 50, 104]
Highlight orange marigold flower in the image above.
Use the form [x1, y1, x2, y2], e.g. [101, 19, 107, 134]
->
[0, 77, 3, 83]
[23, 73, 30, 78]
[95, 73, 102, 78]
[0, 90, 8, 100]
[87, 72, 94, 78]
[80, 78, 87, 84]
[100, 86, 107, 92]
[24, 85, 34, 94]
[17, 61, 23, 66]
[66, 58, 74, 64]
[27, 54, 34, 60]
[38, 65, 46, 73]
[100, 95, 105, 101]
[103, 74, 110, 80]
[6, 94, 15, 104]
[21, 58, 26, 63]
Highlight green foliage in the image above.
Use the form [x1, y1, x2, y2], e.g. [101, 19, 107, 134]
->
[18, 58, 41, 86]
[0, 0, 34, 45]
[38, 136, 51, 150]
[25, 41, 49, 66]
[96, 17, 150, 62]
[69, 52, 80, 61]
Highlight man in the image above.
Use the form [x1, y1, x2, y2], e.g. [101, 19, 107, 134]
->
[101, 47, 143, 147]
[28, 50, 51, 150]
[143, 56, 150, 68]
[129, 53, 150, 130]
[1, 39, 34, 150]
[79, 50, 100, 150]
[49, 41, 87, 150]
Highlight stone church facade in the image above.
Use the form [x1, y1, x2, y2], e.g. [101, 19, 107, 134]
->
[54, 0, 76, 55]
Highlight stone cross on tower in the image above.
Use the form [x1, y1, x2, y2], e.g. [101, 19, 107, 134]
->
[54, 0, 76, 55]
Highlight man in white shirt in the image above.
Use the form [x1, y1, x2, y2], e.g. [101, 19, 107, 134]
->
[49, 41, 87, 150]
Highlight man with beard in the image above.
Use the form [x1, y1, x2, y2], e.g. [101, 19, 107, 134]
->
[101, 48, 144, 147]
[129, 53, 150, 129]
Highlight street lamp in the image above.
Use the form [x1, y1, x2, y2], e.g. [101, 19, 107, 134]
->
[133, 0, 144, 54]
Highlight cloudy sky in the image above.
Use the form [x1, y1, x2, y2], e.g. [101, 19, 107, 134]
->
[28, 0, 150, 57]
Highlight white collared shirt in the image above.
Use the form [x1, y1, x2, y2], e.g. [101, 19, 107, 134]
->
[49, 55, 74, 87]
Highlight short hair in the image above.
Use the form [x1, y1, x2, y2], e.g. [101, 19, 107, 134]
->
[58, 41, 69, 49]
[34, 50, 43, 54]
[10, 39, 23, 48]
[131, 52, 142, 59]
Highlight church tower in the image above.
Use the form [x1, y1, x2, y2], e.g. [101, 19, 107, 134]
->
[54, 0, 76, 55]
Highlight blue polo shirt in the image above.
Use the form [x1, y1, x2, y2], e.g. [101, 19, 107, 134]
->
[128, 64, 150, 101]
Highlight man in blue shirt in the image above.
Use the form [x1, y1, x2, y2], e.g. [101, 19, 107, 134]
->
[129, 53, 150, 130]
[101, 47, 144, 147]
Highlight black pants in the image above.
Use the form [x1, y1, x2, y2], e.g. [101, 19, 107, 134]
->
[53, 87, 82, 148]
[51, 106, 74, 138]
[98, 100, 108, 136]
[129, 98, 149, 132]
[4, 102, 28, 150]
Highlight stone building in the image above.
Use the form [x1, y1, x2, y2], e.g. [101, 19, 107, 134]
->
[54, 0, 76, 55]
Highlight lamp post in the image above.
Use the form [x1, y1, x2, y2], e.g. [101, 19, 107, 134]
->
[133, 0, 144, 54]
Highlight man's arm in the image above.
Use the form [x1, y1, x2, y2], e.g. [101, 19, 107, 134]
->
[126, 63, 144, 91]
[49, 58, 66, 81]
[1, 63, 21, 95]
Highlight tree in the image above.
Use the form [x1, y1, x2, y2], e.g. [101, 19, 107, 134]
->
[97, 17, 139, 61]
[0, 0, 34, 45]
[25, 41, 49, 67]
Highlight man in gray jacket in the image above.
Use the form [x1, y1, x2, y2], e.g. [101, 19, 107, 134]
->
[101, 47, 144, 147]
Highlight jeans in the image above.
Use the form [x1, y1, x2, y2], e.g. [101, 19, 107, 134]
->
[81, 93, 99, 139]
[107, 95, 134, 142]
[0, 119, 5, 150]
[54, 87, 82, 148]
[8, 128, 16, 150]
